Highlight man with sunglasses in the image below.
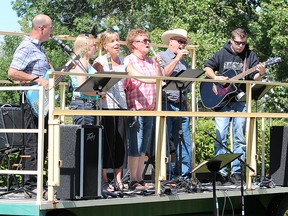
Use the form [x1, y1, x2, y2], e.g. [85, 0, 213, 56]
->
[203, 28, 265, 185]
[159, 29, 192, 180]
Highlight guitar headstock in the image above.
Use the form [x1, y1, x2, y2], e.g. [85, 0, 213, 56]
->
[265, 57, 281, 67]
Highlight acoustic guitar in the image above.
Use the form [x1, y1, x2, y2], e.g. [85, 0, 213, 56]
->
[199, 57, 281, 111]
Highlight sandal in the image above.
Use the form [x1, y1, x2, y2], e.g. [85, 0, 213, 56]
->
[138, 180, 153, 189]
[114, 181, 124, 192]
[128, 181, 145, 191]
[103, 182, 114, 192]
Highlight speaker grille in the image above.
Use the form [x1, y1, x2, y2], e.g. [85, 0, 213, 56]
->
[56, 125, 101, 200]
[270, 126, 288, 186]
[0, 105, 23, 150]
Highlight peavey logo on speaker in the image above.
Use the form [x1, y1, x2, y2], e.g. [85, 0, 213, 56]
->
[86, 132, 96, 142]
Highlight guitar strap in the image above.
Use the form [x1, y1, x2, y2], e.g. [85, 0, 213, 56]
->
[48, 61, 55, 71]
[235, 54, 247, 100]
[242, 54, 247, 77]
[41, 44, 55, 71]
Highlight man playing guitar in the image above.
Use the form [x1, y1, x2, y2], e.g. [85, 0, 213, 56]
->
[203, 28, 265, 185]
[7, 14, 53, 192]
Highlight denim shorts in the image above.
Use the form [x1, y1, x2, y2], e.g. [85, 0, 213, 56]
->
[128, 116, 154, 156]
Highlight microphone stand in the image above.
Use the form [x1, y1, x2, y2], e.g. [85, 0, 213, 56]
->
[50, 35, 89, 74]
[205, 130, 255, 216]
[175, 81, 185, 180]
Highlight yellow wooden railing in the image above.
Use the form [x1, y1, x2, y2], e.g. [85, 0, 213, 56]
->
[0, 83, 46, 204]
[46, 71, 288, 201]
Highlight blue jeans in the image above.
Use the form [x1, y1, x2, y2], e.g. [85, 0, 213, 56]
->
[163, 101, 192, 178]
[128, 116, 154, 157]
[215, 101, 246, 176]
[69, 98, 97, 125]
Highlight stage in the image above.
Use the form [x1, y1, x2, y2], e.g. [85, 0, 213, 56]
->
[0, 180, 286, 216]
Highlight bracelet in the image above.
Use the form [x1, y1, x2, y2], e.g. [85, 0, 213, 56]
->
[31, 76, 39, 82]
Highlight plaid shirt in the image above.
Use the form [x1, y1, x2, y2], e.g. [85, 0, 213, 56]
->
[124, 54, 157, 111]
[10, 35, 50, 77]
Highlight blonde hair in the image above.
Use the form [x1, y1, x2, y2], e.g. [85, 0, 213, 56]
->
[73, 34, 95, 60]
[98, 30, 119, 51]
[126, 28, 148, 52]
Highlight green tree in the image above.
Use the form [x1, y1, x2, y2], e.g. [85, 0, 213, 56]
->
[0, 36, 22, 104]
[1, 0, 286, 112]
[255, 0, 288, 113]
[0, 0, 287, 172]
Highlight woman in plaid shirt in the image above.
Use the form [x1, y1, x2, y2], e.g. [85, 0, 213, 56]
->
[124, 28, 162, 191]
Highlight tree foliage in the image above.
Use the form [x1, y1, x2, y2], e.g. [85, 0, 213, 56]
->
[0, 0, 286, 108]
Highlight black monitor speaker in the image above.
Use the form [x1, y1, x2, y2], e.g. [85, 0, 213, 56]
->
[0, 105, 23, 150]
[270, 126, 288, 186]
[56, 125, 101, 200]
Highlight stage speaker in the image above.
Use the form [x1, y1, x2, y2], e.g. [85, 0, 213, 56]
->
[56, 125, 102, 200]
[0, 105, 23, 150]
[270, 126, 288, 186]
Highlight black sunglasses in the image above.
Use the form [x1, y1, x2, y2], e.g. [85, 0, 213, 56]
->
[176, 39, 187, 45]
[233, 40, 246, 46]
[135, 39, 151, 44]
[171, 38, 187, 45]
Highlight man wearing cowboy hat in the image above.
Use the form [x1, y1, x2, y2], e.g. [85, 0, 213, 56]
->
[159, 29, 192, 180]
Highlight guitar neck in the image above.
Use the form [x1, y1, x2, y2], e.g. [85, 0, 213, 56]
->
[229, 57, 281, 81]
[53, 54, 81, 86]
[54, 74, 65, 86]
[230, 65, 258, 81]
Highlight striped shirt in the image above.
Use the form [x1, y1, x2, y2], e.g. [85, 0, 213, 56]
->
[124, 54, 157, 111]
[95, 55, 127, 109]
[10, 35, 50, 77]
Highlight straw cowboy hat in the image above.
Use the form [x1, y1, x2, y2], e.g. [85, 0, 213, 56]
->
[161, 29, 192, 45]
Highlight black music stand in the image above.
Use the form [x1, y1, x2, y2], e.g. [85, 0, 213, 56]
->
[192, 153, 242, 216]
[75, 71, 127, 93]
[163, 69, 204, 90]
[163, 69, 204, 178]
[237, 83, 273, 102]
[205, 130, 255, 216]
[75, 72, 127, 198]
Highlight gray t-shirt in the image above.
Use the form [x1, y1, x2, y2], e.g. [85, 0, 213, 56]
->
[159, 49, 189, 102]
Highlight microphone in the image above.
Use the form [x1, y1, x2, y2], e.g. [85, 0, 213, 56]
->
[150, 45, 162, 64]
[107, 53, 113, 71]
[50, 35, 73, 52]
[150, 45, 157, 56]
[179, 46, 190, 57]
